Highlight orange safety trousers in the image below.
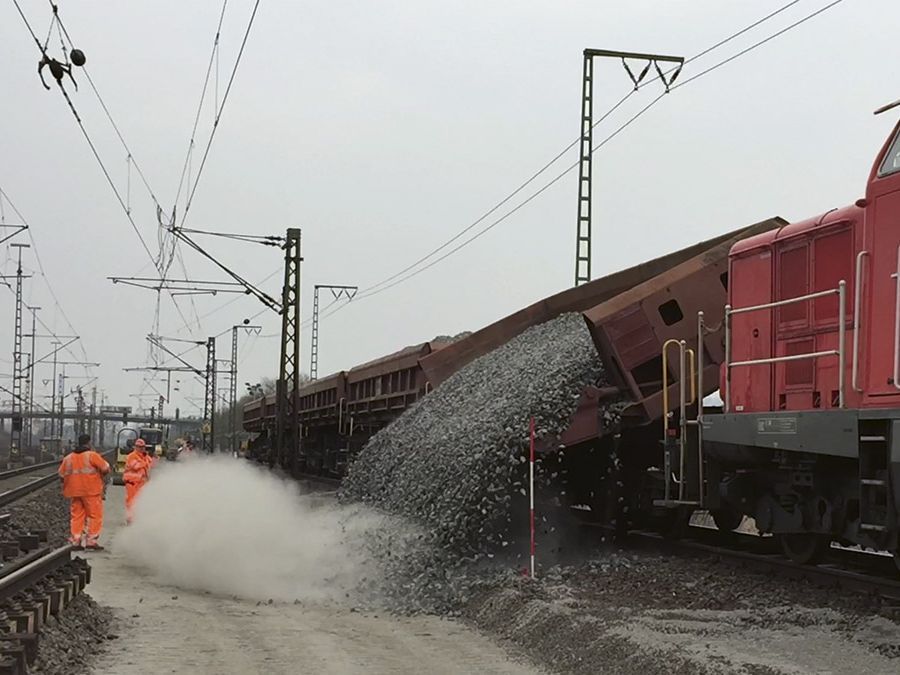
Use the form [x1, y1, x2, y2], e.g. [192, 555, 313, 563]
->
[69, 495, 103, 546]
[124, 481, 146, 524]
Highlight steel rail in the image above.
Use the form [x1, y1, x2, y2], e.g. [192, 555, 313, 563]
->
[0, 450, 117, 507]
[0, 474, 58, 507]
[0, 545, 73, 600]
[625, 529, 900, 604]
[0, 459, 59, 481]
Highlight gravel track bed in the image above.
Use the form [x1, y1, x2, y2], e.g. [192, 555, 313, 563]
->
[5, 483, 74, 547]
[30, 594, 117, 675]
[464, 547, 900, 674]
[340, 314, 616, 613]
[2, 482, 118, 673]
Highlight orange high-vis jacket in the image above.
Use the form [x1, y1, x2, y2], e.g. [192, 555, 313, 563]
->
[123, 450, 150, 484]
[58, 450, 110, 498]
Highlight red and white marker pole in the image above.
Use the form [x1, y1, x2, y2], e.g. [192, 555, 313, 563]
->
[529, 416, 536, 579]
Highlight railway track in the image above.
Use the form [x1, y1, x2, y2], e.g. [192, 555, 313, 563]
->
[0, 450, 117, 508]
[0, 544, 90, 673]
[606, 525, 900, 616]
[0, 451, 113, 673]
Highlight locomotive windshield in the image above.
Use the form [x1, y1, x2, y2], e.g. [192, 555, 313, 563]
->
[879, 128, 900, 176]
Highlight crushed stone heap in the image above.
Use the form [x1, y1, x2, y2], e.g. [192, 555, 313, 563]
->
[340, 313, 613, 611]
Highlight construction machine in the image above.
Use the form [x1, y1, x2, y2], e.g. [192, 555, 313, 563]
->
[112, 426, 165, 484]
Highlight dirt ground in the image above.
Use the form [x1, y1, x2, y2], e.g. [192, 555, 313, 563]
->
[87, 485, 542, 675]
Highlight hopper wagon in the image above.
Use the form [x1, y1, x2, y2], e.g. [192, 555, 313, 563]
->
[244, 110, 900, 571]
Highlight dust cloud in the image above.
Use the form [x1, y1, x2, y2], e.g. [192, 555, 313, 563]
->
[116, 457, 390, 604]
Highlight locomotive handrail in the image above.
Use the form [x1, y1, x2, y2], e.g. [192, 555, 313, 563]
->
[661, 340, 696, 412]
[661, 339, 696, 502]
[893, 245, 900, 391]
[852, 251, 868, 392]
[724, 280, 846, 412]
[728, 287, 838, 315]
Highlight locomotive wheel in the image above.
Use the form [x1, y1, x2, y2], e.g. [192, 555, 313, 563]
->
[711, 507, 743, 532]
[660, 506, 693, 540]
[778, 533, 830, 565]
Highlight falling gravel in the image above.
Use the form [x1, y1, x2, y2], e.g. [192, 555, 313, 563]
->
[340, 313, 615, 612]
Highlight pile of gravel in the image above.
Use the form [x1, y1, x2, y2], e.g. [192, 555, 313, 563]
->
[430, 331, 472, 343]
[340, 313, 615, 612]
[30, 594, 117, 675]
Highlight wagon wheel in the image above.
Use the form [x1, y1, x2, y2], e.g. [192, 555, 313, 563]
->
[778, 533, 830, 565]
[710, 506, 744, 532]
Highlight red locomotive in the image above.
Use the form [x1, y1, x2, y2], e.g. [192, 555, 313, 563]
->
[702, 111, 900, 566]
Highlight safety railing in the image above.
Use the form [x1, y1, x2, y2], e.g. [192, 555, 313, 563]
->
[892, 244, 900, 391]
[724, 280, 846, 412]
[853, 251, 868, 392]
[661, 338, 696, 503]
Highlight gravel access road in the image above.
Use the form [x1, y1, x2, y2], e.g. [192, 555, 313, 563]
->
[89, 485, 542, 675]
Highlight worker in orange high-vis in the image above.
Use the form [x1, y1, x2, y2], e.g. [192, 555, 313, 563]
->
[123, 439, 153, 524]
[58, 434, 110, 550]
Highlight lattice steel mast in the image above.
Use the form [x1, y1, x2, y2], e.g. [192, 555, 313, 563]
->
[230, 323, 260, 455]
[575, 49, 683, 286]
[9, 243, 30, 461]
[275, 228, 302, 472]
[310, 285, 357, 381]
[202, 337, 217, 452]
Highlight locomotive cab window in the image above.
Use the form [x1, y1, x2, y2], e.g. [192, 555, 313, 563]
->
[878, 129, 900, 177]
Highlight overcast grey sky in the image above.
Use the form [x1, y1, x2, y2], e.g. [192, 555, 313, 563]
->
[0, 0, 896, 417]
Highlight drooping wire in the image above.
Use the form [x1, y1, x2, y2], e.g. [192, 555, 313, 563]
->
[17, 0, 199, 337]
[172, 0, 230, 215]
[44, 0, 202, 343]
[180, 0, 262, 227]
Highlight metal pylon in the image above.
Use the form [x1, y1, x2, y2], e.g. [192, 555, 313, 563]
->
[574, 49, 684, 287]
[575, 52, 593, 287]
[310, 289, 320, 381]
[25, 306, 39, 450]
[276, 228, 302, 472]
[231, 323, 261, 455]
[310, 284, 357, 381]
[75, 386, 85, 435]
[9, 244, 29, 460]
[202, 337, 216, 452]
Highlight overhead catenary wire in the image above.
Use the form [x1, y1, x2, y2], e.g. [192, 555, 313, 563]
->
[11, 3, 198, 336]
[314, 0, 847, 325]
[172, 0, 230, 214]
[0, 187, 92, 368]
[180, 0, 262, 227]
[358, 0, 805, 297]
[42, 0, 204, 340]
